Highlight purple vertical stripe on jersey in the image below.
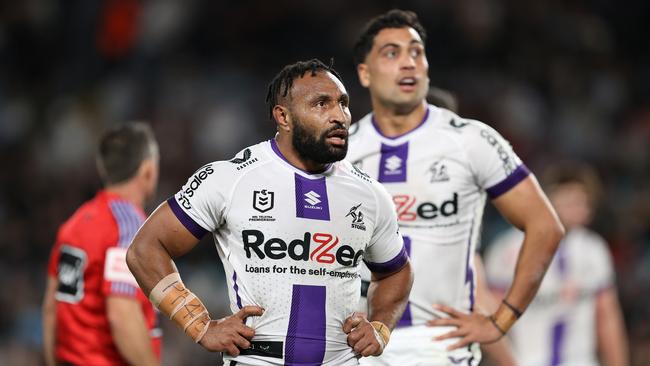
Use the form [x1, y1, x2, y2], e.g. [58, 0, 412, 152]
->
[550, 320, 566, 366]
[284, 285, 326, 365]
[464, 218, 476, 311]
[371, 106, 430, 140]
[166, 197, 209, 239]
[232, 271, 243, 309]
[294, 174, 330, 221]
[397, 236, 413, 327]
[378, 142, 409, 183]
[485, 164, 530, 198]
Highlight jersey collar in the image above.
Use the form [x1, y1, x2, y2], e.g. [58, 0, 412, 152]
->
[267, 139, 335, 178]
[370, 105, 433, 142]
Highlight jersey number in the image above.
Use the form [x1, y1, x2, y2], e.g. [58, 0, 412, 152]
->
[56, 245, 87, 303]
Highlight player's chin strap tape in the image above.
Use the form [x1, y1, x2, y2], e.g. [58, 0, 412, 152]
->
[149, 272, 210, 343]
[370, 321, 391, 351]
[490, 299, 523, 335]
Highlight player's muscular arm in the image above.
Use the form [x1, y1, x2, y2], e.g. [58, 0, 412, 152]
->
[42, 276, 57, 366]
[491, 175, 564, 316]
[126, 202, 263, 355]
[107, 296, 159, 366]
[430, 176, 563, 350]
[368, 261, 413, 329]
[127, 202, 200, 294]
[344, 261, 413, 357]
[596, 288, 629, 366]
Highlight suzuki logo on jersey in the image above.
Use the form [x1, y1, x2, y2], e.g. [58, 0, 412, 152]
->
[393, 193, 459, 221]
[385, 155, 403, 173]
[378, 142, 408, 183]
[242, 230, 364, 267]
[253, 189, 274, 213]
[345, 203, 366, 231]
[304, 191, 321, 206]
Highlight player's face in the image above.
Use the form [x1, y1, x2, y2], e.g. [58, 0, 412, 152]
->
[288, 71, 352, 164]
[358, 27, 429, 111]
[550, 183, 592, 229]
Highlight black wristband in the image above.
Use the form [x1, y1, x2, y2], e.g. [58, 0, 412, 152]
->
[502, 299, 523, 318]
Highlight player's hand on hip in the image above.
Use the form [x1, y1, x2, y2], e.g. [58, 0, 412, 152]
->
[343, 312, 384, 357]
[426, 304, 502, 350]
[198, 305, 264, 355]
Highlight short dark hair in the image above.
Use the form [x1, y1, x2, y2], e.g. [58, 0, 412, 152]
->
[353, 9, 427, 66]
[265, 58, 343, 120]
[96, 122, 158, 185]
[542, 162, 603, 207]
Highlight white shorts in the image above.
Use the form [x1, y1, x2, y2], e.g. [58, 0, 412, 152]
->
[359, 325, 481, 366]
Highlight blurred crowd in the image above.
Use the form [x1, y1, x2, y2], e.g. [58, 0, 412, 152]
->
[0, 0, 648, 364]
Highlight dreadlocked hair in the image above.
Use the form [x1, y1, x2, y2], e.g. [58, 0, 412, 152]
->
[265, 58, 343, 120]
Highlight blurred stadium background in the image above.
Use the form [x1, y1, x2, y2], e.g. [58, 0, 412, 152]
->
[0, 0, 648, 364]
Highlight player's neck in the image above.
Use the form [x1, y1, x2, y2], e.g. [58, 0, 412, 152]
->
[105, 182, 146, 208]
[371, 100, 428, 138]
[274, 135, 329, 174]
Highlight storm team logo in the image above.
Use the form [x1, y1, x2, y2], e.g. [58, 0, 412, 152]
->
[345, 203, 366, 231]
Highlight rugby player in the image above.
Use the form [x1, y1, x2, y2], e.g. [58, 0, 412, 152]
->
[42, 123, 161, 366]
[486, 163, 629, 366]
[348, 9, 565, 365]
[126, 59, 414, 365]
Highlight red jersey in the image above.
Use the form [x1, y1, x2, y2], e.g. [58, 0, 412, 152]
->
[47, 190, 162, 365]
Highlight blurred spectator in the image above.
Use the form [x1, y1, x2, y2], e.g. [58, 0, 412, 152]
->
[485, 163, 629, 366]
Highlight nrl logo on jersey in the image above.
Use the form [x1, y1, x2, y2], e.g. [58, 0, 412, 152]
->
[345, 203, 366, 231]
[429, 160, 450, 183]
[229, 148, 259, 170]
[250, 189, 276, 222]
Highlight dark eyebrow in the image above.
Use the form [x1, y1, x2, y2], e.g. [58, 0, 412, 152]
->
[378, 39, 424, 52]
[310, 94, 333, 103]
[378, 43, 400, 52]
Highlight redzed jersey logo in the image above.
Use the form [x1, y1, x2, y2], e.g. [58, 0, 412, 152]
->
[242, 229, 364, 267]
[393, 193, 459, 221]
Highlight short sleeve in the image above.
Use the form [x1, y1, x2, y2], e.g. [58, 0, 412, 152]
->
[464, 122, 530, 199]
[167, 162, 227, 239]
[363, 182, 408, 273]
[103, 200, 145, 297]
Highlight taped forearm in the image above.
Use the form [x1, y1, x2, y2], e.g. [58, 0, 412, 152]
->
[149, 273, 211, 342]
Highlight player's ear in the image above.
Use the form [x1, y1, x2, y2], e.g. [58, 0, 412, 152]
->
[357, 63, 370, 88]
[272, 105, 291, 133]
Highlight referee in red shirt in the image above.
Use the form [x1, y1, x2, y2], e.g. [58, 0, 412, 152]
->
[42, 123, 162, 366]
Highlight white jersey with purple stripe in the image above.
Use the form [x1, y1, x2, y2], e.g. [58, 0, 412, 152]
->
[168, 139, 406, 366]
[485, 227, 614, 366]
[347, 104, 529, 327]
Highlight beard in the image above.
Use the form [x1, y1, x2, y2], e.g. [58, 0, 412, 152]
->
[292, 119, 348, 165]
